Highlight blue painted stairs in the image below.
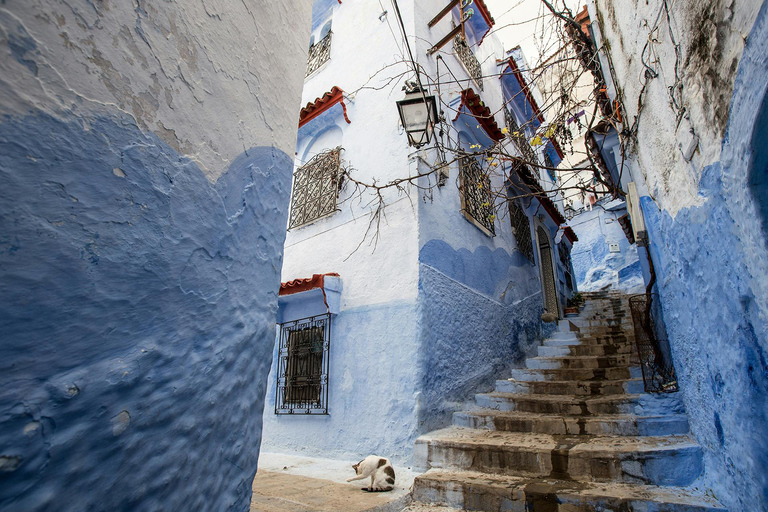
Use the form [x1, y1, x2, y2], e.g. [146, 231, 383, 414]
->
[410, 291, 725, 511]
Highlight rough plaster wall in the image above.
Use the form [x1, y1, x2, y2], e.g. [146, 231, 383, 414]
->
[623, 4, 768, 510]
[0, 1, 311, 510]
[570, 206, 644, 293]
[594, 0, 761, 215]
[0, 0, 307, 179]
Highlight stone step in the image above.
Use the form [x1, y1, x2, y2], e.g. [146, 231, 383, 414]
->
[538, 343, 633, 357]
[526, 354, 633, 370]
[453, 409, 690, 436]
[414, 428, 702, 486]
[412, 470, 725, 511]
[496, 377, 645, 395]
[509, 366, 642, 382]
[474, 392, 685, 416]
[544, 335, 631, 347]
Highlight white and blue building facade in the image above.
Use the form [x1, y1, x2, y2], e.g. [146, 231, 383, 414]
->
[261, 0, 579, 464]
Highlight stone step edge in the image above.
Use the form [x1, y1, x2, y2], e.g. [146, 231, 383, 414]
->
[413, 469, 726, 510]
[416, 428, 699, 455]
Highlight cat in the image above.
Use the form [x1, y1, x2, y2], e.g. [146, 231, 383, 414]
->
[346, 455, 396, 492]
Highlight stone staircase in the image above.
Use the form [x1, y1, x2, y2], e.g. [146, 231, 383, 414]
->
[409, 291, 724, 511]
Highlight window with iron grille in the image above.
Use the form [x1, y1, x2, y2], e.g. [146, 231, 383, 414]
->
[558, 242, 574, 291]
[306, 30, 332, 77]
[459, 155, 495, 235]
[288, 148, 342, 230]
[275, 314, 331, 415]
[453, 34, 483, 90]
[509, 198, 534, 262]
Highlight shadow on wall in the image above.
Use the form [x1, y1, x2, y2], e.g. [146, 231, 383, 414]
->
[749, 88, 768, 236]
[0, 110, 291, 511]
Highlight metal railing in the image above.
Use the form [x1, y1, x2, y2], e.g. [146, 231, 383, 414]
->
[454, 34, 483, 90]
[275, 313, 331, 415]
[306, 31, 332, 77]
[288, 147, 342, 230]
[459, 155, 495, 235]
[629, 293, 679, 393]
[504, 108, 538, 165]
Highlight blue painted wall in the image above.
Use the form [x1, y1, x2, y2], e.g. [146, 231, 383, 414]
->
[0, 111, 292, 511]
[418, 264, 545, 432]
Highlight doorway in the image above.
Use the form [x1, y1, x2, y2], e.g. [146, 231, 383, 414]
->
[537, 226, 559, 317]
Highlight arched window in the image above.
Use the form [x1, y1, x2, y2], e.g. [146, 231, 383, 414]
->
[320, 20, 332, 40]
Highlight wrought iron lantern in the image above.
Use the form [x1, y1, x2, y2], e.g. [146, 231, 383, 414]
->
[396, 84, 437, 148]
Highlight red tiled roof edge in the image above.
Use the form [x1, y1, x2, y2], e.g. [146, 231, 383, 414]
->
[299, 86, 351, 128]
[564, 226, 578, 243]
[279, 273, 340, 296]
[454, 88, 505, 141]
[505, 57, 546, 124]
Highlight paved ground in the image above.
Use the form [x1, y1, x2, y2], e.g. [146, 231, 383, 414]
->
[250, 452, 417, 512]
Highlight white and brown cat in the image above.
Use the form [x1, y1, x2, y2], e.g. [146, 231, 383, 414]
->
[346, 455, 396, 492]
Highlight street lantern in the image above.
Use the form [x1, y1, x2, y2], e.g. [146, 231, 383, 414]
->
[396, 85, 438, 148]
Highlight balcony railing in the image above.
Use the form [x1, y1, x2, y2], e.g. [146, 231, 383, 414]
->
[454, 34, 483, 90]
[629, 293, 678, 393]
[306, 31, 332, 78]
[504, 108, 538, 165]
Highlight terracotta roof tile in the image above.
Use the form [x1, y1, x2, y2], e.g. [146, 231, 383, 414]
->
[454, 88, 505, 142]
[299, 86, 350, 128]
[280, 273, 340, 296]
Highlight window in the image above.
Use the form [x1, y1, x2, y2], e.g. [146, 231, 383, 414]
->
[453, 34, 483, 90]
[459, 154, 495, 235]
[275, 314, 331, 415]
[306, 25, 332, 77]
[288, 147, 342, 229]
[509, 198, 534, 262]
[558, 242, 574, 291]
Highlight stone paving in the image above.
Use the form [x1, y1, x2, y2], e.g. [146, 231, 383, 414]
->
[250, 452, 415, 512]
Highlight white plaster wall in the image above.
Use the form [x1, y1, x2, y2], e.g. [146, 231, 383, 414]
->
[0, 0, 309, 180]
[591, 0, 762, 215]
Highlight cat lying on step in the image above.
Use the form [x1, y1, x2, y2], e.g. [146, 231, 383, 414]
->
[346, 455, 395, 492]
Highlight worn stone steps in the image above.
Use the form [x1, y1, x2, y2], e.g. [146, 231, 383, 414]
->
[409, 293, 721, 511]
[414, 428, 702, 486]
[453, 410, 690, 436]
[508, 366, 642, 382]
[526, 354, 633, 370]
[538, 343, 633, 357]
[496, 377, 645, 395]
[543, 334, 631, 347]
[412, 469, 726, 512]
[475, 392, 684, 416]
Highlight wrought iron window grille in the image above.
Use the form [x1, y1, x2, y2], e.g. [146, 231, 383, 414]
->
[288, 147, 343, 230]
[509, 198, 534, 262]
[453, 34, 483, 90]
[275, 313, 331, 415]
[306, 31, 332, 78]
[504, 108, 538, 165]
[459, 154, 495, 235]
[628, 293, 678, 393]
[558, 242, 574, 291]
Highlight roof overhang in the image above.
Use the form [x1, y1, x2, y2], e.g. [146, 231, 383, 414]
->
[453, 88, 504, 142]
[299, 86, 351, 128]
